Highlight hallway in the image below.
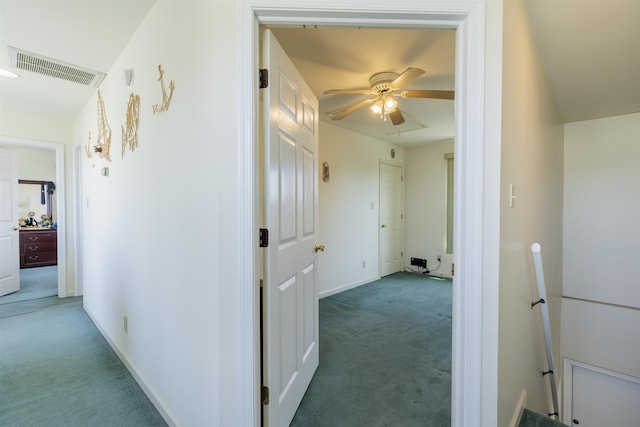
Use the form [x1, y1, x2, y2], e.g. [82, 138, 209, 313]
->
[0, 296, 166, 426]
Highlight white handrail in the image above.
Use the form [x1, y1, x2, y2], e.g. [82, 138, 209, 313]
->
[531, 243, 559, 419]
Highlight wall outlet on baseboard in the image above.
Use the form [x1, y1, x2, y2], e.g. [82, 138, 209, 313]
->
[123, 315, 128, 333]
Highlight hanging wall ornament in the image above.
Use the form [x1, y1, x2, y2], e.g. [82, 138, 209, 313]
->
[85, 130, 93, 158]
[121, 93, 141, 158]
[94, 90, 112, 161]
[152, 64, 175, 114]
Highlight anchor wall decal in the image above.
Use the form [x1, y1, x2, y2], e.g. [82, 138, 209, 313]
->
[152, 64, 175, 114]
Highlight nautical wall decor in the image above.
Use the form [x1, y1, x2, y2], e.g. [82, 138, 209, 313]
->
[322, 162, 330, 182]
[85, 90, 112, 161]
[152, 64, 175, 114]
[85, 131, 93, 158]
[121, 93, 141, 158]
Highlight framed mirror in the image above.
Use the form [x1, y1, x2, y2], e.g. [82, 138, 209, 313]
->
[18, 179, 56, 227]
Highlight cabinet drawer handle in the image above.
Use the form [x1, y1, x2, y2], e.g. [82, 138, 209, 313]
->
[28, 246, 39, 251]
[28, 236, 39, 241]
[28, 255, 39, 261]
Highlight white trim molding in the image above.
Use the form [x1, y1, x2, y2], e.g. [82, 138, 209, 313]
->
[238, 1, 495, 426]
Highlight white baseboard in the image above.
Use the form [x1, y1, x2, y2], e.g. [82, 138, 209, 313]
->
[509, 389, 527, 427]
[319, 275, 380, 299]
[83, 305, 178, 427]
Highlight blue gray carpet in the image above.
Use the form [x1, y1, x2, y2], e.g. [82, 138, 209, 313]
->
[0, 266, 58, 304]
[0, 297, 166, 426]
[519, 409, 568, 427]
[290, 272, 452, 427]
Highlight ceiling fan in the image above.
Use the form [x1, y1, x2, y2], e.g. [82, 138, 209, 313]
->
[324, 67, 454, 126]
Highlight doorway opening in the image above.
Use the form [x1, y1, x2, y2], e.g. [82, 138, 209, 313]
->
[239, 4, 490, 426]
[0, 137, 67, 302]
[261, 23, 456, 424]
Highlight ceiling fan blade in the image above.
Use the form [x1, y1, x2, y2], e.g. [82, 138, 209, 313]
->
[329, 98, 375, 121]
[323, 88, 373, 95]
[389, 109, 405, 126]
[389, 68, 425, 90]
[400, 90, 455, 100]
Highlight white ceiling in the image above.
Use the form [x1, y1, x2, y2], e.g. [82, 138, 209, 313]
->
[0, 0, 155, 119]
[269, 26, 457, 147]
[524, 0, 640, 123]
[1, 1, 638, 146]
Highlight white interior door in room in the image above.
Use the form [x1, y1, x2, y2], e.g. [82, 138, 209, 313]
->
[379, 161, 404, 277]
[0, 148, 20, 296]
[261, 29, 320, 427]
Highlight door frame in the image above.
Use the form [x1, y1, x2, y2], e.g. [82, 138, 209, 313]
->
[72, 144, 84, 296]
[237, 2, 499, 426]
[0, 136, 67, 297]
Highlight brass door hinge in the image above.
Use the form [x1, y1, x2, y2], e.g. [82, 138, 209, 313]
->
[259, 228, 269, 247]
[262, 386, 270, 405]
[259, 69, 269, 89]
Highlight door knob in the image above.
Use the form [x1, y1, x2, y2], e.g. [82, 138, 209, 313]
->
[13, 226, 19, 231]
[314, 244, 325, 252]
[381, 224, 387, 228]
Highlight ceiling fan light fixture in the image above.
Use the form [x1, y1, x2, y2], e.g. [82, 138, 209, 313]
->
[371, 98, 384, 114]
[325, 67, 453, 126]
[371, 95, 397, 117]
[384, 95, 397, 110]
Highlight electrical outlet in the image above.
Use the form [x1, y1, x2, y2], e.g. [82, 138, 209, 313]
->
[123, 315, 128, 333]
[410, 257, 427, 268]
[362, 260, 366, 269]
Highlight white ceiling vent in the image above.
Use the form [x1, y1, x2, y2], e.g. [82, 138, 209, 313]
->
[8, 46, 106, 87]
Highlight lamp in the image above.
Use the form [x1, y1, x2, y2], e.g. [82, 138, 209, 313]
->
[370, 93, 398, 118]
[371, 98, 384, 114]
[384, 95, 397, 110]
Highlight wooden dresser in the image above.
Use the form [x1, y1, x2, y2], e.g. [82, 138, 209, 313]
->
[19, 229, 58, 268]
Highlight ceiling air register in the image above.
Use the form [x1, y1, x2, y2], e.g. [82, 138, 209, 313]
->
[8, 46, 106, 87]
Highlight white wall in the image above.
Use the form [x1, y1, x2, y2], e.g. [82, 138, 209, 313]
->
[498, 0, 564, 423]
[14, 147, 56, 180]
[0, 109, 73, 144]
[74, 2, 238, 425]
[562, 113, 640, 378]
[404, 139, 454, 277]
[317, 121, 403, 296]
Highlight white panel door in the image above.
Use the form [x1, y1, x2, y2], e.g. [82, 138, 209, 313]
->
[379, 162, 403, 277]
[262, 29, 320, 427]
[570, 363, 640, 427]
[0, 148, 20, 296]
